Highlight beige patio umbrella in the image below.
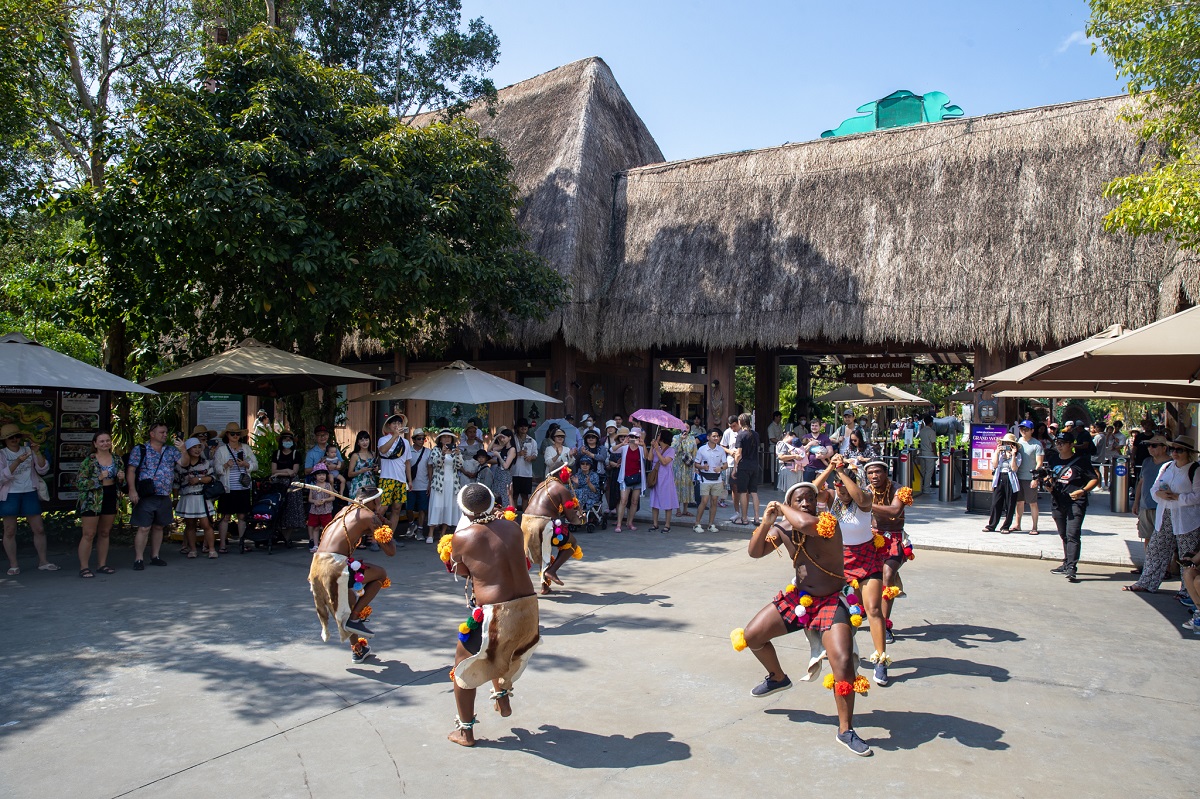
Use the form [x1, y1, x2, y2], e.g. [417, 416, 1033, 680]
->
[813, 384, 899, 403]
[142, 338, 378, 397]
[1023, 306, 1200, 383]
[0, 332, 156, 394]
[991, 385, 1200, 401]
[973, 324, 1128, 390]
[351, 360, 561, 405]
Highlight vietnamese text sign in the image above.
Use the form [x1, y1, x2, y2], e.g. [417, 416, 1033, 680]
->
[970, 424, 1009, 486]
[843, 357, 912, 383]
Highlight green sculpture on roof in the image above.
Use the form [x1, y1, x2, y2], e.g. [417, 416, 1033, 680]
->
[820, 90, 963, 138]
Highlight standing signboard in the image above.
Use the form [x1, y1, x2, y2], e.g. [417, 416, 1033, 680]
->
[0, 388, 108, 509]
[197, 392, 245, 434]
[967, 423, 1008, 514]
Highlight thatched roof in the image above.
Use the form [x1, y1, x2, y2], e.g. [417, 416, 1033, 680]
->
[410, 57, 664, 352]
[597, 95, 1177, 357]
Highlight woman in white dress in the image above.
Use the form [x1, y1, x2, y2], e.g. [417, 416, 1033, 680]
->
[176, 438, 219, 559]
[426, 429, 465, 544]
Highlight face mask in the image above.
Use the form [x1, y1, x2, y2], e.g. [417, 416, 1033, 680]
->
[282, 441, 293, 449]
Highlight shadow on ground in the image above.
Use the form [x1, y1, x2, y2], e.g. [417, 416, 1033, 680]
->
[485, 724, 691, 767]
[896, 622, 1024, 649]
[766, 707, 1008, 751]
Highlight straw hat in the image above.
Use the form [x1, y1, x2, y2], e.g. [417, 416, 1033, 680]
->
[1000, 433, 1019, 445]
[1171, 435, 1197, 453]
[0, 423, 23, 440]
[1144, 434, 1171, 447]
[435, 428, 459, 444]
[615, 426, 631, 437]
[221, 421, 247, 440]
[190, 424, 210, 437]
[384, 413, 408, 429]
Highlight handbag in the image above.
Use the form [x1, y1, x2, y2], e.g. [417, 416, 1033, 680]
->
[644, 460, 658, 489]
[203, 478, 226, 500]
[134, 444, 164, 497]
[36, 477, 49, 502]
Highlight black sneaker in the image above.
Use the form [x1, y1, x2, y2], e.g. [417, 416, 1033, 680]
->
[1064, 571, 1079, 583]
[836, 728, 873, 757]
[750, 674, 793, 697]
[1050, 564, 1068, 574]
[149, 557, 168, 567]
[884, 629, 896, 645]
[351, 644, 372, 664]
[345, 618, 375, 638]
[133, 560, 145, 571]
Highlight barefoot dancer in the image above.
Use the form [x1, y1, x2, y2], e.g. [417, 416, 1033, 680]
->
[866, 460, 914, 643]
[730, 482, 873, 756]
[441, 484, 541, 747]
[816, 454, 892, 687]
[520, 466, 586, 594]
[307, 487, 396, 664]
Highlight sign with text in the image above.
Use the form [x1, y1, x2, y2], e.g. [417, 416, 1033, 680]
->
[842, 357, 912, 383]
[970, 424, 1009, 484]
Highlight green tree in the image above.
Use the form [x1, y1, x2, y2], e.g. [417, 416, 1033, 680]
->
[68, 25, 563, 383]
[1088, 1, 1200, 247]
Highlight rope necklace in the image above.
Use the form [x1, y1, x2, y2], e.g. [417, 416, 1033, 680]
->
[794, 529, 845, 580]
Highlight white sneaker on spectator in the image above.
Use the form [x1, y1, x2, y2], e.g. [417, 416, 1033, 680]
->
[693, 524, 705, 534]
[708, 524, 719, 533]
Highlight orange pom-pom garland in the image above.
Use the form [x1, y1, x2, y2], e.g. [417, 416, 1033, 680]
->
[816, 512, 838, 539]
[896, 486, 913, 506]
[852, 675, 870, 694]
[372, 525, 394, 544]
[833, 680, 853, 696]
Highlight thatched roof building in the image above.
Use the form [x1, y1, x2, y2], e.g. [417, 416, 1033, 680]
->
[415, 57, 664, 351]
[600, 95, 1176, 358]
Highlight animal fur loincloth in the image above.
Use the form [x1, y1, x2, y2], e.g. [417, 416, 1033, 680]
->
[308, 552, 352, 642]
[521, 515, 554, 578]
[799, 627, 861, 682]
[454, 595, 541, 690]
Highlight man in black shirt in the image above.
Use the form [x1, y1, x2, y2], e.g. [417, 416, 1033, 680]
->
[1040, 432, 1099, 582]
[732, 412, 762, 524]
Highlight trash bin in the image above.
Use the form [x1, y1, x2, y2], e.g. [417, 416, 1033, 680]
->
[1111, 456, 1130, 513]
[897, 451, 912, 489]
[939, 452, 956, 502]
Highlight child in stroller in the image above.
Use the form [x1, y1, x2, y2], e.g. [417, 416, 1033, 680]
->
[570, 456, 606, 532]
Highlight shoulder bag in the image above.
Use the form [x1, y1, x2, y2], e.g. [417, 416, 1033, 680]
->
[135, 444, 164, 497]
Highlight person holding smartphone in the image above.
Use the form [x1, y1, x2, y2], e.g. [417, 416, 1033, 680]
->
[215, 422, 258, 554]
[1, 424, 54, 574]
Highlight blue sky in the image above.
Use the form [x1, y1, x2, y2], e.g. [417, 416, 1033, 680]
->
[460, 0, 1125, 161]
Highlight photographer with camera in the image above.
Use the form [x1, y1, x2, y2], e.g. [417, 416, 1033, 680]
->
[215, 422, 258, 554]
[1039, 432, 1099, 583]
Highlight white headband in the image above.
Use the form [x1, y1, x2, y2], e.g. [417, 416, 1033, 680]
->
[784, 481, 818, 505]
[456, 483, 495, 518]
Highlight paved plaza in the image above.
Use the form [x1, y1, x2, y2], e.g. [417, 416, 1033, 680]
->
[0, 495, 1192, 798]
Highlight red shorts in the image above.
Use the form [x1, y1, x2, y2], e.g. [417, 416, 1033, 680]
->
[844, 540, 885, 582]
[772, 588, 849, 633]
[307, 513, 333, 528]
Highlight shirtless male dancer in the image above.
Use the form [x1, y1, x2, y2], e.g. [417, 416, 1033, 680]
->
[521, 466, 586, 594]
[816, 454, 891, 686]
[731, 481, 873, 756]
[445, 483, 541, 747]
[307, 487, 396, 663]
[866, 460, 913, 644]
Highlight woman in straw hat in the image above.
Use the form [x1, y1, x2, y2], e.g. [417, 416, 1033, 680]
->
[176, 437, 219, 559]
[427, 429, 465, 543]
[1126, 435, 1200, 593]
[215, 421, 258, 554]
[983, 433, 1022, 533]
[1, 422, 54, 575]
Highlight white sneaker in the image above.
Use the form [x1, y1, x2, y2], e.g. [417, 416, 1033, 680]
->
[693, 524, 705, 534]
[1183, 615, 1200, 631]
[425, 535, 433, 544]
[708, 524, 719, 533]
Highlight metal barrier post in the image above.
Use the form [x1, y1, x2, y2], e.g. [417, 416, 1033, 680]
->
[1111, 456, 1130, 513]
[897, 450, 912, 489]
[938, 451, 954, 502]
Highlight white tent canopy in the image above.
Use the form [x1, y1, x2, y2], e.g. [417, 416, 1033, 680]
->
[352, 360, 561, 405]
[0, 333, 155, 394]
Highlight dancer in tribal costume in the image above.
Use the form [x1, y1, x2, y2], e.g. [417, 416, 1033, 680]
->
[520, 466, 586, 594]
[866, 460, 914, 644]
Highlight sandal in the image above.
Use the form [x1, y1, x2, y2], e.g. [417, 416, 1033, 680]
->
[187, 550, 197, 559]
[37, 563, 60, 571]
[6, 567, 18, 576]
[613, 526, 622, 533]
[179, 546, 192, 556]
[97, 565, 116, 574]
[217, 547, 229, 554]
[648, 526, 660, 532]
[209, 550, 219, 559]
[1029, 529, 1039, 536]
[662, 527, 671, 534]
[1122, 585, 1150, 592]
[79, 568, 95, 578]
[982, 527, 995, 532]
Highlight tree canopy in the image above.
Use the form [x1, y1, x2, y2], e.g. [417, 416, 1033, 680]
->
[67, 26, 563, 373]
[1088, 0, 1200, 248]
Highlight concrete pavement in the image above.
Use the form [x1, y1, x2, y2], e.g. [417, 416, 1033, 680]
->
[0, 509, 1194, 798]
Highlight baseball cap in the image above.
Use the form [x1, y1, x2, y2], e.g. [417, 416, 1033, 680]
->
[1054, 432, 1073, 443]
[314, 424, 330, 433]
[1019, 420, 1035, 429]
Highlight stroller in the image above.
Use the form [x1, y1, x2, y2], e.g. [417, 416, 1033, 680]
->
[240, 485, 288, 553]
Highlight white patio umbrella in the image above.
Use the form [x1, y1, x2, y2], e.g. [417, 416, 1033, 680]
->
[352, 360, 561, 405]
[0, 332, 156, 393]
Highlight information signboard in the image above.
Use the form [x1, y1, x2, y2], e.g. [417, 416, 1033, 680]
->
[843, 357, 912, 383]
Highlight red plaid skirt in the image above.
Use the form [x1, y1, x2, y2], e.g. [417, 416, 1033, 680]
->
[844, 540, 885, 582]
[772, 588, 847, 632]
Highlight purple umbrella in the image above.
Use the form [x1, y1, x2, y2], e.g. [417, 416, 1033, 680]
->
[629, 409, 688, 431]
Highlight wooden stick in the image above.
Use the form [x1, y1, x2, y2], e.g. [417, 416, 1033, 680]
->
[288, 481, 377, 513]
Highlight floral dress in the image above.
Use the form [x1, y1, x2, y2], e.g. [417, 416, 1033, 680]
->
[672, 432, 697, 508]
[348, 452, 378, 497]
[428, 449, 464, 526]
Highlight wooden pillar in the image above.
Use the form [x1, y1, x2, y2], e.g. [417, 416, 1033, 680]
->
[550, 336, 578, 418]
[754, 350, 779, 473]
[794, 360, 812, 424]
[974, 346, 1020, 423]
[706, 348, 736, 428]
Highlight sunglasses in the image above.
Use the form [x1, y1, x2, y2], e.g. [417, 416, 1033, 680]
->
[1149, 443, 1165, 448]
[1168, 446, 1190, 453]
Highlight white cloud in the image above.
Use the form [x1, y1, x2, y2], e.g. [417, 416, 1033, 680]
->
[1056, 30, 1094, 53]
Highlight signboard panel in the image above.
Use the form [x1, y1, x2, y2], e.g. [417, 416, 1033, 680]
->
[0, 389, 108, 507]
[197, 392, 245, 434]
[843, 357, 912, 384]
[969, 424, 1009, 486]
